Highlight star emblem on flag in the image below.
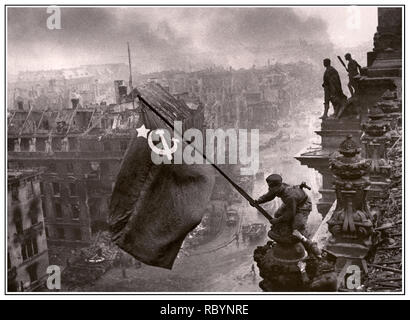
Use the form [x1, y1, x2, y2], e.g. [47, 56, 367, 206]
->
[136, 124, 150, 139]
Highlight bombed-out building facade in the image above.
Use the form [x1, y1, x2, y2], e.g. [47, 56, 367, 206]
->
[8, 63, 131, 111]
[8, 82, 207, 249]
[7, 169, 49, 292]
[9, 105, 130, 247]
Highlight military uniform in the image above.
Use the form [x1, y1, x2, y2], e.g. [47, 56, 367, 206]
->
[347, 59, 361, 96]
[253, 174, 321, 257]
[257, 183, 311, 235]
[255, 174, 311, 234]
[322, 65, 347, 117]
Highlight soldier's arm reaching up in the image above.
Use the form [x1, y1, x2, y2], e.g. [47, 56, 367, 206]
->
[256, 188, 277, 204]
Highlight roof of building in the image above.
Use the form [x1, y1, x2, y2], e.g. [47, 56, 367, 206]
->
[135, 82, 194, 123]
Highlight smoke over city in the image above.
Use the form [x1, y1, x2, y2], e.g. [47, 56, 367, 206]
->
[7, 7, 375, 74]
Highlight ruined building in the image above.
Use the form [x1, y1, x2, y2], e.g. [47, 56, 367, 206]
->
[138, 63, 317, 131]
[7, 81, 229, 253]
[8, 169, 49, 292]
[8, 63, 130, 111]
[9, 102, 132, 246]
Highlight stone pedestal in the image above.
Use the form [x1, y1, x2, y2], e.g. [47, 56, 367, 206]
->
[361, 105, 392, 200]
[254, 241, 309, 291]
[317, 117, 362, 151]
[254, 236, 338, 291]
[295, 149, 334, 217]
[296, 116, 362, 217]
[254, 212, 340, 292]
[254, 220, 309, 291]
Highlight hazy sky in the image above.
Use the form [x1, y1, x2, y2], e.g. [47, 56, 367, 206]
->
[7, 6, 378, 74]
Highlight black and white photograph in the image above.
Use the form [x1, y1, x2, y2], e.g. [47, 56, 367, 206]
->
[4, 3, 404, 297]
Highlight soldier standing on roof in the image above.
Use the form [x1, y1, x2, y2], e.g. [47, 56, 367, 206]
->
[321, 58, 346, 119]
[344, 53, 362, 97]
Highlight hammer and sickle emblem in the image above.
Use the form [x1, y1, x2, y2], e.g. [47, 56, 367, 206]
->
[148, 129, 179, 160]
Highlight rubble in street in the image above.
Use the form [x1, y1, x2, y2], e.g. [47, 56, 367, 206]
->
[365, 134, 402, 292]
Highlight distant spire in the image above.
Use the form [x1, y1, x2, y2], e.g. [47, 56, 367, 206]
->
[127, 42, 135, 108]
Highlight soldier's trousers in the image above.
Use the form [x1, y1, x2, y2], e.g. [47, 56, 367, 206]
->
[348, 76, 359, 95]
[274, 199, 312, 235]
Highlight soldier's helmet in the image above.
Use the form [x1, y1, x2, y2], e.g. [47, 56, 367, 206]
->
[266, 174, 282, 187]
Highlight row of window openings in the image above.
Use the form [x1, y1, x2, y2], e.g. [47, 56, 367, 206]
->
[43, 162, 107, 174]
[14, 160, 120, 177]
[40, 182, 78, 197]
[21, 236, 38, 261]
[44, 163, 77, 174]
[54, 202, 80, 220]
[54, 227, 82, 241]
[13, 179, 107, 205]
[8, 248, 40, 285]
[14, 214, 39, 235]
[11, 138, 128, 152]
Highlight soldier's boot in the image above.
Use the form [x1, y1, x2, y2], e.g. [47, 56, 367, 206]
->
[302, 239, 322, 258]
[348, 83, 355, 97]
[331, 103, 340, 118]
[297, 261, 310, 285]
[292, 230, 322, 258]
[320, 103, 329, 119]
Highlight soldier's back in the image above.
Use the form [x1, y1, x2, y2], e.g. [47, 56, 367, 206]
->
[282, 184, 307, 204]
[348, 60, 359, 76]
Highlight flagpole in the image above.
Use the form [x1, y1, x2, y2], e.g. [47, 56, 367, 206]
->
[127, 42, 135, 109]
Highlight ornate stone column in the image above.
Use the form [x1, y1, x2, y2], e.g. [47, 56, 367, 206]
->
[361, 90, 400, 205]
[254, 222, 309, 291]
[376, 89, 401, 129]
[326, 135, 373, 261]
[361, 106, 392, 174]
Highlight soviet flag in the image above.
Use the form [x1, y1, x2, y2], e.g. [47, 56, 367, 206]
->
[109, 83, 214, 269]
